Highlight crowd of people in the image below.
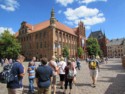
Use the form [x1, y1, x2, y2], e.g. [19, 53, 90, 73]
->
[0, 54, 105, 94]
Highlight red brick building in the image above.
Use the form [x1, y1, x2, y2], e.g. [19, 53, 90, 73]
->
[16, 9, 86, 60]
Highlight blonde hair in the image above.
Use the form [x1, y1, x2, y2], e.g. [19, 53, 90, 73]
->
[60, 57, 64, 61]
[71, 58, 75, 62]
[17, 54, 25, 62]
[52, 56, 56, 60]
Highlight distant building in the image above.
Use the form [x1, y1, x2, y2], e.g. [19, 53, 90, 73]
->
[15, 9, 86, 60]
[88, 30, 108, 57]
[107, 38, 125, 58]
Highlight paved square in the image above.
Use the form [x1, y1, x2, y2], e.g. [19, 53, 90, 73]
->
[0, 58, 125, 94]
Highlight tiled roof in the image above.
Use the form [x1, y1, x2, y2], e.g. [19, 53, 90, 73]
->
[55, 21, 76, 35]
[107, 38, 125, 46]
[16, 20, 77, 36]
[33, 20, 50, 32]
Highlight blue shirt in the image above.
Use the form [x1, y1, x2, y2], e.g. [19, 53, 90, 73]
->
[36, 65, 52, 88]
[28, 66, 36, 79]
[7, 62, 24, 89]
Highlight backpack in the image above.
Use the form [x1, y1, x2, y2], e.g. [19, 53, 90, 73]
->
[89, 61, 97, 69]
[0, 63, 17, 83]
[67, 69, 74, 79]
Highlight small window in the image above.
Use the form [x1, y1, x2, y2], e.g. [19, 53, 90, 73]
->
[36, 43, 39, 49]
[40, 42, 42, 48]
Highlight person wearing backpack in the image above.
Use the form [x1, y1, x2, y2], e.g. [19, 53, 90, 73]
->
[7, 54, 25, 94]
[88, 55, 100, 87]
[27, 61, 36, 94]
[63, 60, 74, 94]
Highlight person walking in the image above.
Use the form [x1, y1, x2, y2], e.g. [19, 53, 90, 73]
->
[9, 58, 13, 64]
[49, 56, 59, 94]
[7, 54, 25, 94]
[3, 58, 9, 67]
[71, 58, 77, 84]
[63, 60, 75, 94]
[1, 58, 4, 66]
[105, 57, 108, 64]
[27, 61, 36, 94]
[76, 57, 81, 70]
[35, 57, 53, 94]
[88, 55, 100, 87]
[57, 57, 66, 89]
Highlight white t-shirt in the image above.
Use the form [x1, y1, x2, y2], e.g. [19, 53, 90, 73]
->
[49, 60, 57, 76]
[58, 61, 66, 74]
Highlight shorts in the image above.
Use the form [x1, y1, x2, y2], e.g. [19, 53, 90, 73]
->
[38, 86, 51, 94]
[59, 74, 65, 81]
[52, 76, 56, 85]
[89, 69, 98, 80]
[8, 87, 23, 94]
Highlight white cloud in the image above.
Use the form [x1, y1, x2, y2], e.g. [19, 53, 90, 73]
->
[77, 0, 107, 4]
[56, 0, 74, 6]
[64, 6, 106, 28]
[0, 0, 19, 12]
[64, 6, 99, 20]
[0, 27, 15, 34]
[83, 16, 105, 25]
[58, 10, 62, 14]
[85, 25, 91, 30]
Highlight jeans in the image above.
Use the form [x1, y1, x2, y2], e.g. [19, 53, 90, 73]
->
[29, 78, 34, 92]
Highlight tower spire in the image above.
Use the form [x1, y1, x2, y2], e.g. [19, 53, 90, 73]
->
[50, 8, 56, 27]
[51, 8, 55, 18]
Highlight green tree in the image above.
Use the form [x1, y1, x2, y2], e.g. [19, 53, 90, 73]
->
[0, 30, 21, 59]
[62, 45, 69, 58]
[77, 47, 84, 57]
[86, 38, 101, 56]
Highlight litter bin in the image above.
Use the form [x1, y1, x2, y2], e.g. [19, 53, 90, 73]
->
[122, 56, 125, 68]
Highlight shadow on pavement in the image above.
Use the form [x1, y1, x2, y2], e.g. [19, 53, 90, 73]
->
[23, 85, 64, 94]
[104, 74, 125, 94]
[75, 83, 91, 87]
[23, 85, 37, 94]
[100, 64, 125, 73]
[98, 77, 115, 83]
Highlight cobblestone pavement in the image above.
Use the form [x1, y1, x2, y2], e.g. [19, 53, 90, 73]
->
[0, 58, 125, 94]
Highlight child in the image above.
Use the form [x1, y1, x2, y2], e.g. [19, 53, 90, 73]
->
[27, 61, 36, 94]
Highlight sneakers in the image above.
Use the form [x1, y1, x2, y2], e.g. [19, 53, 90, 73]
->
[28, 91, 35, 94]
[91, 83, 96, 87]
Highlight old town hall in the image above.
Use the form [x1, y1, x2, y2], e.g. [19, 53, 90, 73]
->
[16, 9, 86, 60]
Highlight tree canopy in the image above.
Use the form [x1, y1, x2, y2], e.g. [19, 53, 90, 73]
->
[0, 30, 21, 59]
[86, 38, 101, 56]
[77, 47, 84, 57]
[62, 45, 69, 58]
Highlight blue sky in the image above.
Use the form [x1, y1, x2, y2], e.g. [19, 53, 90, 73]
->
[0, 0, 125, 39]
